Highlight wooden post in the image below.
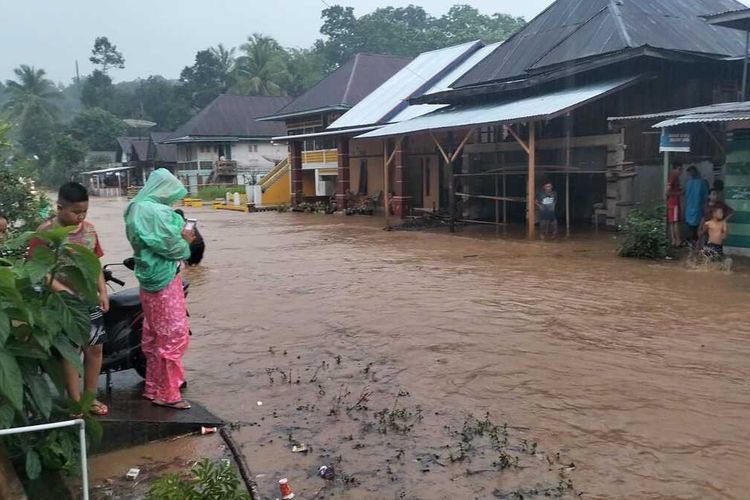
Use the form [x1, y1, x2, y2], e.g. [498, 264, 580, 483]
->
[527, 121, 536, 239]
[565, 114, 572, 237]
[449, 163, 456, 233]
[384, 140, 390, 228]
[501, 152, 507, 226]
[565, 172, 570, 237]
[336, 137, 350, 210]
[495, 172, 499, 228]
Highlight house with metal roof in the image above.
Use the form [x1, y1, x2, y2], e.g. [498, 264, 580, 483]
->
[259, 53, 410, 205]
[161, 94, 290, 191]
[273, 41, 503, 213]
[289, 0, 750, 238]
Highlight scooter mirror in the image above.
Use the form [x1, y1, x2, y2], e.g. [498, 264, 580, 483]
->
[123, 257, 136, 270]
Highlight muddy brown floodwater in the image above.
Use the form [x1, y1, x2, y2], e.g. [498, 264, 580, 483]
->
[88, 197, 750, 500]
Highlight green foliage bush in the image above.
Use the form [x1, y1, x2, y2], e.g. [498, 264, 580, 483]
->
[0, 226, 102, 481]
[197, 185, 244, 201]
[617, 207, 668, 260]
[147, 459, 250, 500]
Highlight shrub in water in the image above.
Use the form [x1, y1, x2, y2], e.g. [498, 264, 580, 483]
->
[147, 458, 250, 500]
[617, 207, 668, 259]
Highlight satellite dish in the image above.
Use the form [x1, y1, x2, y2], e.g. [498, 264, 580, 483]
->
[123, 119, 157, 128]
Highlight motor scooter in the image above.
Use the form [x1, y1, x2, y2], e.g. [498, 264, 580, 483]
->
[100, 258, 190, 391]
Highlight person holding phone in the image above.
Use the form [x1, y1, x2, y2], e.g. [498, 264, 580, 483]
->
[124, 169, 194, 410]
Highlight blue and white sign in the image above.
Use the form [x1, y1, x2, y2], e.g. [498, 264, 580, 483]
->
[659, 130, 691, 153]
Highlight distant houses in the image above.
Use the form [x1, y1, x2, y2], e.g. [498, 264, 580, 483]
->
[161, 95, 290, 191]
[259, 53, 411, 205]
[267, 0, 749, 249]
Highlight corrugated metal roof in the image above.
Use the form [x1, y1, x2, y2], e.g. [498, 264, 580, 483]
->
[703, 7, 750, 31]
[328, 41, 482, 130]
[655, 111, 750, 127]
[262, 54, 411, 121]
[386, 42, 503, 123]
[272, 126, 379, 142]
[356, 76, 639, 139]
[609, 100, 750, 121]
[172, 94, 290, 138]
[454, 0, 748, 88]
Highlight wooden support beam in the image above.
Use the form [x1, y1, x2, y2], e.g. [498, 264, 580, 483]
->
[507, 125, 530, 155]
[456, 192, 526, 202]
[430, 132, 451, 164]
[701, 123, 726, 156]
[384, 140, 390, 228]
[527, 121, 536, 239]
[565, 115, 572, 237]
[450, 129, 474, 163]
[386, 136, 404, 167]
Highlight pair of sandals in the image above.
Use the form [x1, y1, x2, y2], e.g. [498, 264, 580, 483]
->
[142, 394, 191, 410]
[72, 400, 108, 418]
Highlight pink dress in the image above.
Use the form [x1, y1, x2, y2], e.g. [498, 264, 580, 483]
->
[139, 274, 189, 403]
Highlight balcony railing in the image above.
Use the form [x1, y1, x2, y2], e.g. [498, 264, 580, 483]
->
[177, 160, 214, 172]
[215, 160, 237, 176]
[302, 149, 338, 165]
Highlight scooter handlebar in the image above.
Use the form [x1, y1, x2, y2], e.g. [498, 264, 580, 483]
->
[103, 269, 126, 287]
[109, 276, 126, 287]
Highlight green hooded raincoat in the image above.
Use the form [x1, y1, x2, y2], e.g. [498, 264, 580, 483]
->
[124, 169, 190, 292]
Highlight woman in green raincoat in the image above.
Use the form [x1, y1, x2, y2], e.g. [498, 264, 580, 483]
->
[124, 169, 195, 409]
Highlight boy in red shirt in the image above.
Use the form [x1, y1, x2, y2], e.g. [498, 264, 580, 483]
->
[29, 183, 109, 416]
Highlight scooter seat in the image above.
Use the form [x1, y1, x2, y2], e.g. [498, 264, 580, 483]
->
[109, 288, 141, 309]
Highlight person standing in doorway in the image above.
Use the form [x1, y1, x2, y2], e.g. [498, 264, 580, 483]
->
[666, 162, 683, 248]
[124, 169, 195, 410]
[536, 181, 558, 240]
[684, 166, 708, 246]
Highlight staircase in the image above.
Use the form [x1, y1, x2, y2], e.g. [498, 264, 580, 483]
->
[259, 156, 290, 191]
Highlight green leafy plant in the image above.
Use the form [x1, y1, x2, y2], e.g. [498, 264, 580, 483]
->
[617, 207, 668, 260]
[0, 226, 102, 481]
[147, 459, 251, 500]
[197, 185, 245, 201]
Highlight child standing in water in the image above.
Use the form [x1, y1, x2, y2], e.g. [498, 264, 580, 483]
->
[701, 206, 728, 259]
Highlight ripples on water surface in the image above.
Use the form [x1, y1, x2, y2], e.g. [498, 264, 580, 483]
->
[91, 200, 750, 499]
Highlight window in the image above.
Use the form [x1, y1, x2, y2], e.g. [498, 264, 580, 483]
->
[478, 126, 496, 144]
[249, 144, 258, 153]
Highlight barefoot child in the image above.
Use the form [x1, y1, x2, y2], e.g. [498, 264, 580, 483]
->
[701, 206, 728, 259]
[29, 183, 110, 416]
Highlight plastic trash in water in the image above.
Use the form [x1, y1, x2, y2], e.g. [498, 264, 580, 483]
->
[291, 443, 309, 453]
[318, 465, 335, 480]
[279, 478, 295, 499]
[201, 426, 217, 435]
[126, 468, 140, 480]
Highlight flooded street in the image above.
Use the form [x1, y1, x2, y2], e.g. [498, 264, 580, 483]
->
[90, 197, 750, 499]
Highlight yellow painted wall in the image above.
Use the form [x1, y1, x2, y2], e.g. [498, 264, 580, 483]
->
[261, 171, 291, 205]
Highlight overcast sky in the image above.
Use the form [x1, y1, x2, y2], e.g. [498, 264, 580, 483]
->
[0, 0, 554, 85]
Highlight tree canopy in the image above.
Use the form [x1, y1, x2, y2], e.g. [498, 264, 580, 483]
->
[2, 4, 526, 186]
[89, 36, 125, 74]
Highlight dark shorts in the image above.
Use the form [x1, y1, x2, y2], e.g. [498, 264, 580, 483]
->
[88, 306, 106, 346]
[540, 218, 558, 235]
[704, 242, 724, 259]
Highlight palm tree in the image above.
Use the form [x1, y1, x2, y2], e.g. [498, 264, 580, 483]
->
[210, 43, 236, 77]
[232, 34, 289, 96]
[3, 65, 60, 124]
